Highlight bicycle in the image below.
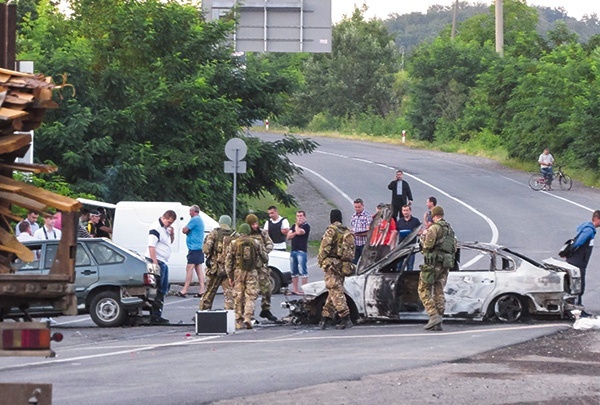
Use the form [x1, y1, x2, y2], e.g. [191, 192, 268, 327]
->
[529, 165, 572, 191]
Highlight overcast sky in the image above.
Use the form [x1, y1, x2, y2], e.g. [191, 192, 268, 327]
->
[333, 1, 600, 22]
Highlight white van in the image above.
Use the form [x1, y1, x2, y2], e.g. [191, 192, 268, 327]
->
[77, 199, 291, 293]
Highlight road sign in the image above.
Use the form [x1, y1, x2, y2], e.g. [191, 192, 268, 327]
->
[224, 160, 247, 173]
[225, 138, 247, 161]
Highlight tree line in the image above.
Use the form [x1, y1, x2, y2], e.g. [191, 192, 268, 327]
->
[277, 0, 600, 180]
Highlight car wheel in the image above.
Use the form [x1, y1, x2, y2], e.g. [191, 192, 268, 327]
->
[89, 291, 127, 327]
[493, 294, 524, 322]
[269, 270, 282, 295]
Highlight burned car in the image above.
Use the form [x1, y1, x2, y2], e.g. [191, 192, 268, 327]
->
[286, 210, 581, 325]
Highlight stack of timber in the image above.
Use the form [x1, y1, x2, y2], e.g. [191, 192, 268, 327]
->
[0, 67, 80, 276]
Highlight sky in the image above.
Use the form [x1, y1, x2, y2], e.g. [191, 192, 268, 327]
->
[333, 1, 600, 22]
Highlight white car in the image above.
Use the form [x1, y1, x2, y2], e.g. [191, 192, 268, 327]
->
[287, 228, 581, 324]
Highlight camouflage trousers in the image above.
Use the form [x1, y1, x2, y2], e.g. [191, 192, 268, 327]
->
[199, 267, 233, 311]
[417, 265, 449, 317]
[257, 265, 272, 311]
[233, 268, 259, 324]
[321, 269, 349, 319]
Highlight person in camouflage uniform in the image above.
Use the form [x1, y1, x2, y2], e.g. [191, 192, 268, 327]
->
[225, 223, 268, 329]
[200, 215, 235, 311]
[318, 209, 355, 330]
[245, 214, 278, 322]
[418, 206, 457, 331]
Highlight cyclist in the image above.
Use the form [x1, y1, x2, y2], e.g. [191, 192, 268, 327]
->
[538, 148, 554, 190]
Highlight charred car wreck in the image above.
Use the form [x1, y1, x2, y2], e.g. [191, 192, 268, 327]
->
[284, 208, 581, 325]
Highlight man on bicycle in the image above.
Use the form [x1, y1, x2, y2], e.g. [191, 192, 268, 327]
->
[538, 148, 554, 190]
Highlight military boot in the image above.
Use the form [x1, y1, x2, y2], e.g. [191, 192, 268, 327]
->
[424, 314, 442, 330]
[335, 315, 353, 330]
[431, 323, 443, 331]
[318, 317, 332, 330]
[260, 309, 278, 322]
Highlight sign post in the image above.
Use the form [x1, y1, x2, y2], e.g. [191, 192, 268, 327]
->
[224, 138, 248, 226]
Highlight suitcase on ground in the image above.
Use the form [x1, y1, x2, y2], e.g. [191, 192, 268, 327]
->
[195, 310, 235, 334]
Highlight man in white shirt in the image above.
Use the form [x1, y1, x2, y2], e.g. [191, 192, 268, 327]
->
[15, 210, 40, 236]
[263, 205, 289, 251]
[33, 214, 62, 240]
[16, 221, 35, 242]
[146, 210, 176, 325]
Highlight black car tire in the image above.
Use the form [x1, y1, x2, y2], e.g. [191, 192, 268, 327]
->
[492, 294, 524, 322]
[269, 270, 282, 295]
[89, 290, 127, 327]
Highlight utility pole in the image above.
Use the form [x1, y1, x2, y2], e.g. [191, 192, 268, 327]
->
[495, 0, 504, 57]
[451, 0, 458, 40]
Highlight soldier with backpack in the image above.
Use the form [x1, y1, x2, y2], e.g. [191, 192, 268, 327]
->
[200, 215, 235, 311]
[317, 209, 356, 330]
[225, 223, 268, 329]
[418, 206, 457, 332]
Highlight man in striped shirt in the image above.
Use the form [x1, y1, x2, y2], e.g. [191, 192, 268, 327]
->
[350, 198, 372, 265]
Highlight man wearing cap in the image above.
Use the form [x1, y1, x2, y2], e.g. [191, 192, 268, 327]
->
[88, 210, 112, 238]
[200, 215, 235, 310]
[225, 223, 268, 329]
[418, 206, 457, 331]
[246, 214, 277, 322]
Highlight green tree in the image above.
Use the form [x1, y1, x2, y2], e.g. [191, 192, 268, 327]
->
[293, 7, 401, 123]
[17, 0, 316, 215]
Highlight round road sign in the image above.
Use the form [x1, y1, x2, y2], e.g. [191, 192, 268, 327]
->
[225, 138, 247, 161]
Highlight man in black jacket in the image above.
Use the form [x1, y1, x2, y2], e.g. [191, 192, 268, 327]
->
[387, 170, 413, 221]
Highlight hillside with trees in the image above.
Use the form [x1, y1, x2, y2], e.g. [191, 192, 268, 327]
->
[384, 1, 600, 53]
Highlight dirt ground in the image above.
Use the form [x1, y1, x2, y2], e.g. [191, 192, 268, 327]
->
[252, 174, 600, 405]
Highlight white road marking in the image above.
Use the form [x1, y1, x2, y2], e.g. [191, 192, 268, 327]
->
[296, 157, 498, 268]
[0, 323, 568, 371]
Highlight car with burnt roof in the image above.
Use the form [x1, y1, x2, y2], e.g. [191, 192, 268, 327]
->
[285, 211, 581, 325]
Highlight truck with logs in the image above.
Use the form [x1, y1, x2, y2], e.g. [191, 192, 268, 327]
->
[0, 66, 80, 358]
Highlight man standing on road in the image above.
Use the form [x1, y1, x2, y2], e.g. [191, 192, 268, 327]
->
[226, 223, 268, 329]
[388, 170, 413, 221]
[147, 210, 176, 325]
[247, 214, 277, 322]
[350, 198, 372, 265]
[201, 215, 235, 311]
[538, 148, 555, 190]
[396, 205, 422, 271]
[318, 209, 355, 330]
[178, 205, 205, 298]
[566, 210, 600, 309]
[423, 196, 437, 231]
[287, 210, 311, 294]
[418, 206, 456, 331]
[263, 205, 289, 251]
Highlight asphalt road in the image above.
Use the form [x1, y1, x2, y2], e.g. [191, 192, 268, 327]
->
[2, 134, 598, 404]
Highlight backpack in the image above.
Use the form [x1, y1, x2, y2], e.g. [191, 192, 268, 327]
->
[332, 225, 355, 262]
[214, 227, 234, 263]
[235, 236, 257, 271]
[435, 220, 457, 254]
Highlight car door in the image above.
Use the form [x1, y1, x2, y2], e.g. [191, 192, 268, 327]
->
[363, 243, 420, 320]
[445, 247, 497, 318]
[41, 242, 99, 301]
